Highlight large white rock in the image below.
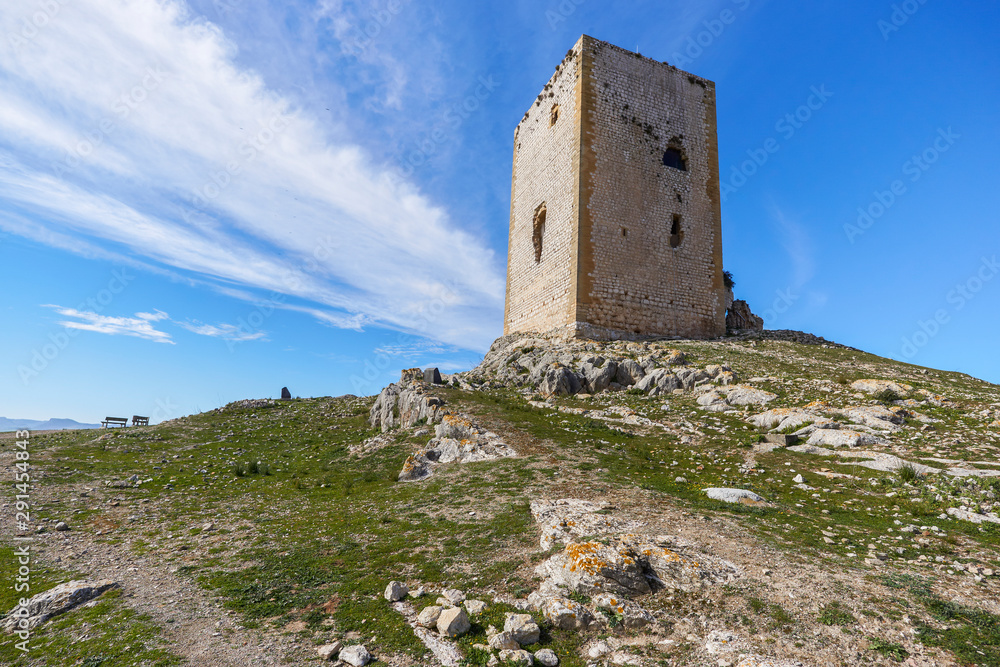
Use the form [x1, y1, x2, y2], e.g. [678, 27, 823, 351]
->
[499, 649, 534, 666]
[705, 488, 765, 504]
[416, 605, 443, 628]
[437, 607, 471, 638]
[339, 645, 371, 666]
[805, 429, 881, 448]
[384, 581, 408, 601]
[488, 630, 521, 651]
[723, 386, 778, 406]
[540, 597, 594, 631]
[504, 613, 541, 645]
[533, 648, 559, 666]
[1, 580, 119, 632]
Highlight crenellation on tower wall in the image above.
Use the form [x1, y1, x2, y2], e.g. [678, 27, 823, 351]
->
[505, 35, 726, 340]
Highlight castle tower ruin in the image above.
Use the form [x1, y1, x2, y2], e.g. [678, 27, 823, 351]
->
[504, 35, 727, 340]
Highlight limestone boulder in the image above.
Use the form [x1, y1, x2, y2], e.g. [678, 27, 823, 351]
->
[1, 580, 119, 632]
[851, 379, 912, 396]
[705, 488, 765, 504]
[540, 596, 595, 631]
[634, 369, 681, 396]
[805, 429, 881, 448]
[499, 649, 534, 666]
[504, 613, 541, 645]
[539, 364, 582, 396]
[615, 359, 645, 386]
[726, 299, 763, 331]
[339, 645, 371, 666]
[723, 386, 778, 406]
[581, 360, 618, 393]
[488, 630, 521, 651]
[416, 605, 442, 628]
[384, 581, 408, 602]
[592, 593, 655, 629]
[437, 606, 471, 638]
[534, 648, 560, 666]
[534, 541, 651, 596]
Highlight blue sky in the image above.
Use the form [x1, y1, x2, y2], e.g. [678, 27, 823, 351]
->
[1, 0, 998, 423]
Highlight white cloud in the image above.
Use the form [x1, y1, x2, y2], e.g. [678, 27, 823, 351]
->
[46, 306, 174, 344]
[177, 321, 268, 342]
[0, 0, 505, 351]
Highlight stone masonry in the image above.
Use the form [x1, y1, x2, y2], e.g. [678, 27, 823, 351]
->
[504, 35, 727, 340]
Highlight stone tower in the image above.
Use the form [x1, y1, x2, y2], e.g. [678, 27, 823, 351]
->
[504, 35, 727, 340]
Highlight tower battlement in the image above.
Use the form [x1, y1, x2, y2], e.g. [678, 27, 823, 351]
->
[504, 35, 726, 340]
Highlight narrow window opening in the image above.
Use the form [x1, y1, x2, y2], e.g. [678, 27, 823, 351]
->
[621, 227, 628, 239]
[550, 104, 560, 127]
[532, 203, 547, 263]
[662, 146, 687, 171]
[669, 214, 684, 248]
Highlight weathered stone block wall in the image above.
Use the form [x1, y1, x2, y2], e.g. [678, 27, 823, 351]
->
[577, 38, 725, 338]
[504, 47, 581, 335]
[505, 35, 726, 340]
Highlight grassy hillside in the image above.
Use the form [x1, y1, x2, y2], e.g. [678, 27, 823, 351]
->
[2, 334, 999, 666]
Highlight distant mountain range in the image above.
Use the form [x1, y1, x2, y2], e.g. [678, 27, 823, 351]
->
[0, 417, 101, 432]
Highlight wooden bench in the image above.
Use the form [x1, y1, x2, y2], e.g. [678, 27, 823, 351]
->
[132, 416, 150, 427]
[102, 417, 128, 429]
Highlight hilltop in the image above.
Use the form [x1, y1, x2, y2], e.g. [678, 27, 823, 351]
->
[2, 330, 1000, 667]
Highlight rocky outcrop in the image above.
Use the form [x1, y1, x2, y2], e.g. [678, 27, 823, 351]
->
[2, 580, 119, 632]
[726, 299, 763, 331]
[398, 414, 517, 482]
[369, 375, 448, 433]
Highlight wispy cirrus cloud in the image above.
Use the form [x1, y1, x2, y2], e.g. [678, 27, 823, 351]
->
[0, 0, 504, 352]
[46, 306, 174, 344]
[176, 321, 268, 342]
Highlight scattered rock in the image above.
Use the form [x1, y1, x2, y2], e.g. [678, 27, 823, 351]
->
[489, 630, 521, 651]
[339, 644, 371, 666]
[442, 588, 466, 605]
[504, 613, 541, 645]
[534, 648, 559, 666]
[384, 581, 408, 602]
[499, 649, 534, 666]
[540, 596, 595, 631]
[317, 641, 343, 660]
[55, 521, 69, 531]
[416, 605, 443, 628]
[437, 607, 471, 638]
[465, 599, 487, 615]
[588, 640, 612, 659]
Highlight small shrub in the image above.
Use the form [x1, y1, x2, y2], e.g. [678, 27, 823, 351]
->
[874, 388, 901, 404]
[818, 602, 855, 626]
[868, 637, 909, 661]
[233, 462, 247, 477]
[897, 463, 919, 484]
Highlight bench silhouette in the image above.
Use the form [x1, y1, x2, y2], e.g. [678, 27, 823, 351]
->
[132, 416, 149, 427]
[102, 417, 128, 429]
